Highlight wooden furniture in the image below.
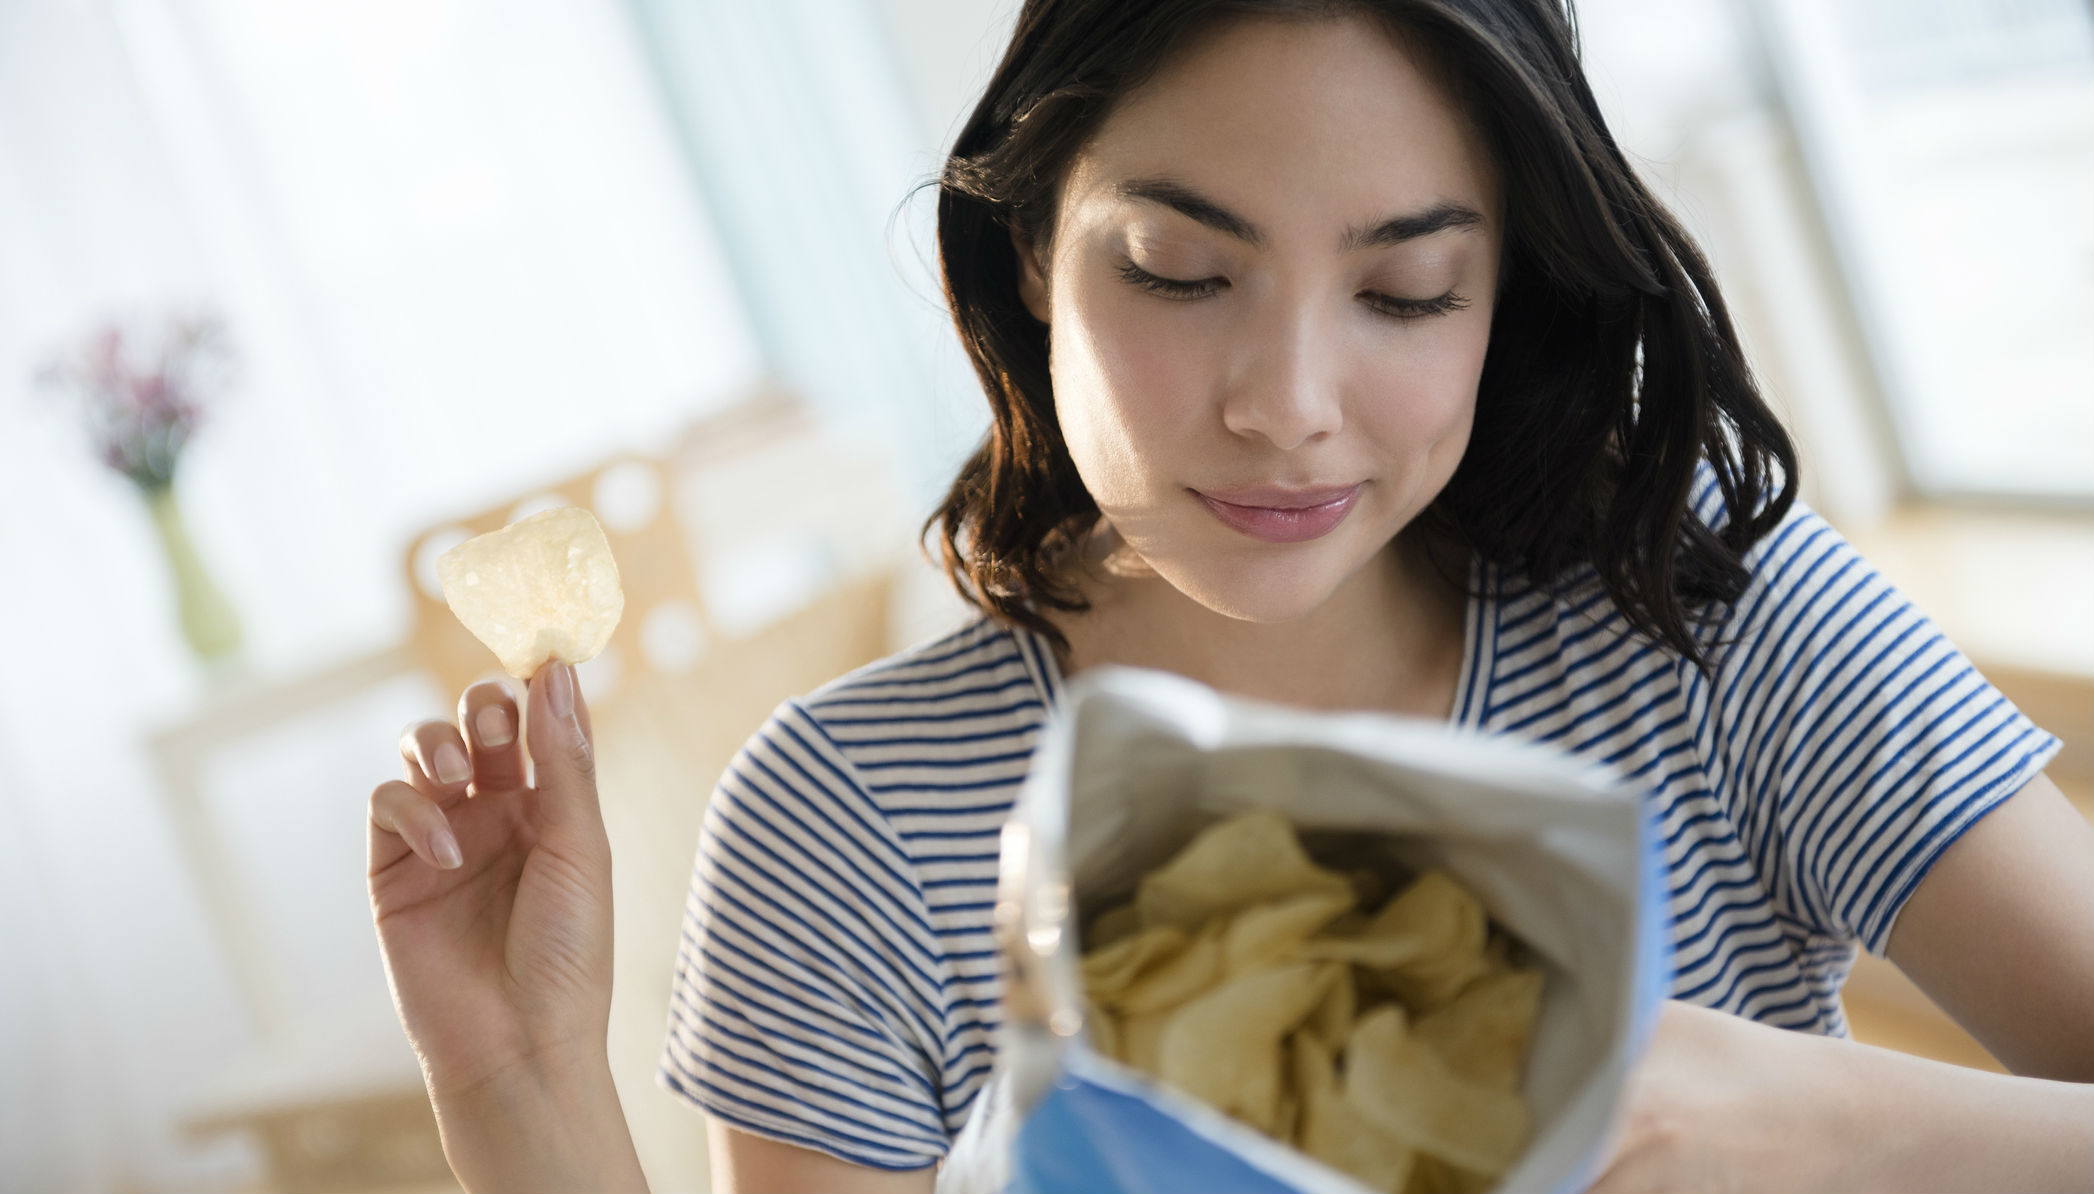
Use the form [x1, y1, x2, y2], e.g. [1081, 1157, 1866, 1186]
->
[177, 999, 460, 1194]
[159, 391, 916, 1193]
[150, 644, 418, 1040]
[151, 648, 454, 1194]
[395, 392, 912, 1194]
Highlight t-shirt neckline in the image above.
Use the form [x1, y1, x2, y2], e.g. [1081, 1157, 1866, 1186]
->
[1006, 561, 1493, 730]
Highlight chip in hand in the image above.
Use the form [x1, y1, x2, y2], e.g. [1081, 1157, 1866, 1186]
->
[437, 505, 625, 680]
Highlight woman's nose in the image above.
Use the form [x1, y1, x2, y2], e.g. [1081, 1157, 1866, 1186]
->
[1218, 305, 1344, 451]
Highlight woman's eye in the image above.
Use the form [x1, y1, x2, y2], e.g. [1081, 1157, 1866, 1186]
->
[1115, 262, 1467, 319]
[1118, 262, 1223, 300]
[1360, 289, 1471, 321]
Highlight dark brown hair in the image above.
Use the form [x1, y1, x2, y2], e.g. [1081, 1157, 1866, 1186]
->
[928, 0, 1796, 668]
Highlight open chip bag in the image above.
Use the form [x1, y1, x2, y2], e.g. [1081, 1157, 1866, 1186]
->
[935, 667, 1671, 1194]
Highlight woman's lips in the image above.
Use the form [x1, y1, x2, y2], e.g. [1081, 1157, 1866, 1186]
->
[1194, 484, 1362, 543]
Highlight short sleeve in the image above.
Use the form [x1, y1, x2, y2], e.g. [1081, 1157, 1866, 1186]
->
[656, 701, 955, 1171]
[1709, 504, 2062, 955]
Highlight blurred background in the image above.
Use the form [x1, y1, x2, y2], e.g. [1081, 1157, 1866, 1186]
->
[0, 0, 2087, 1190]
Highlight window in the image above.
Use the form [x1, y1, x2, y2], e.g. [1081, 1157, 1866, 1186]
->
[1757, 0, 2094, 502]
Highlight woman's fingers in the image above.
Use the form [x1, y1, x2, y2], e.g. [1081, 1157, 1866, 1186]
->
[370, 779, 464, 870]
[457, 680, 525, 793]
[400, 718, 473, 808]
[524, 662, 603, 837]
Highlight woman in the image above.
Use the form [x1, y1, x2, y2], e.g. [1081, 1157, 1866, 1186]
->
[367, 2, 2094, 1191]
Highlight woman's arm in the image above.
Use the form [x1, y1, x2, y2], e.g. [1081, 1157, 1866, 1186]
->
[1885, 772, 2094, 1080]
[1814, 1032, 2093, 1192]
[1591, 774, 2094, 1193]
[369, 665, 653, 1193]
[1805, 775, 2094, 1191]
[435, 1049, 650, 1193]
[708, 1121, 935, 1194]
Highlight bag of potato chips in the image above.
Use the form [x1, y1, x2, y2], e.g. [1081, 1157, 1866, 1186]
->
[935, 666, 1670, 1194]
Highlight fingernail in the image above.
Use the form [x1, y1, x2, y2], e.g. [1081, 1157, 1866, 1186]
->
[433, 741, 471, 786]
[474, 704, 513, 748]
[547, 662, 575, 720]
[431, 826, 463, 869]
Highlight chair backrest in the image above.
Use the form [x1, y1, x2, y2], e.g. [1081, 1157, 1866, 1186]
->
[398, 387, 913, 1194]
[402, 387, 914, 704]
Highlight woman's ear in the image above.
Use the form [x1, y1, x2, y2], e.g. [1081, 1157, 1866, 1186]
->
[1010, 229, 1050, 325]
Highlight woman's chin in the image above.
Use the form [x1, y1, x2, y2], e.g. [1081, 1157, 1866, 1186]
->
[1151, 559, 1351, 626]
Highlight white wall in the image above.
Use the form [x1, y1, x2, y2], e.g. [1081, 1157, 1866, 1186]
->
[0, 2, 760, 1189]
[875, 0, 1022, 155]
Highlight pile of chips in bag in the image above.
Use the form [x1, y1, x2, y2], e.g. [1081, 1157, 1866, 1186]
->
[1080, 810, 1543, 1194]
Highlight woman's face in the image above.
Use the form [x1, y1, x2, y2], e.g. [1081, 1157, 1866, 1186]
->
[1019, 14, 1502, 623]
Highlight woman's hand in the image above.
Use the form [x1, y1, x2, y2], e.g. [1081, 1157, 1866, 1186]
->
[1584, 999, 1832, 1194]
[367, 662, 615, 1102]
[1587, 996, 2094, 1194]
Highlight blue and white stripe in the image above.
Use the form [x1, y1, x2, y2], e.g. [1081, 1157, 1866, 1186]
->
[659, 486, 2059, 1169]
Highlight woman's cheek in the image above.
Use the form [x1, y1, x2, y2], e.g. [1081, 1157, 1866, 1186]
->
[1102, 307, 1212, 428]
[1054, 280, 1214, 499]
[1341, 336, 1484, 500]
[1362, 317, 1487, 432]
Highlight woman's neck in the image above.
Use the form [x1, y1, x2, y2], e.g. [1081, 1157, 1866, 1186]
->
[1047, 524, 1470, 721]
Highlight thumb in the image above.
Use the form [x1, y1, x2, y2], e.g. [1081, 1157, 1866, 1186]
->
[526, 662, 600, 831]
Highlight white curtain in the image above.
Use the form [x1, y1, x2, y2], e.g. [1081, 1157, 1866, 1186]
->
[626, 0, 990, 502]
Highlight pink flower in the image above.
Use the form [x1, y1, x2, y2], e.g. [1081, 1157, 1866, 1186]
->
[35, 309, 236, 490]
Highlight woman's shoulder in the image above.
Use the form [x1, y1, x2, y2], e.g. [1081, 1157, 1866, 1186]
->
[716, 615, 1058, 817]
[1464, 469, 1874, 728]
[798, 615, 1056, 718]
[670, 617, 1025, 1172]
[1495, 463, 1846, 632]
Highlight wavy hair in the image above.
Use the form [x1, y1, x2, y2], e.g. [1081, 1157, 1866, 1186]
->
[929, 0, 1797, 668]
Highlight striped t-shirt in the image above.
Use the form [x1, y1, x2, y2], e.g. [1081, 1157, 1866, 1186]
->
[656, 490, 2061, 1171]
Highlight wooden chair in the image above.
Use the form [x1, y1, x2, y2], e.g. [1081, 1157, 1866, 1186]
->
[165, 389, 917, 1193]
[399, 390, 910, 1193]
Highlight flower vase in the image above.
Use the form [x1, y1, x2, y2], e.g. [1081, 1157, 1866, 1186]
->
[144, 484, 243, 664]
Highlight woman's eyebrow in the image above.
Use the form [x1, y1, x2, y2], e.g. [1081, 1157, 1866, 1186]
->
[1341, 202, 1486, 250]
[1111, 177, 1484, 252]
[1112, 178, 1265, 246]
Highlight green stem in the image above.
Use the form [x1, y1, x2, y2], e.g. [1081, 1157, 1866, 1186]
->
[144, 485, 243, 662]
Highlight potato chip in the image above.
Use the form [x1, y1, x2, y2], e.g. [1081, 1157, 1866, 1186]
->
[1086, 901, 1143, 951]
[1272, 1086, 1301, 1146]
[1303, 964, 1357, 1049]
[1085, 997, 1122, 1060]
[1078, 813, 1544, 1193]
[1113, 920, 1224, 1015]
[1157, 961, 1338, 1135]
[1404, 1154, 1494, 1194]
[1413, 968, 1545, 1091]
[437, 506, 624, 680]
[1349, 866, 1394, 907]
[1293, 1031, 1416, 1193]
[1346, 1006, 1530, 1178]
[1136, 810, 1352, 930]
[1222, 888, 1354, 977]
[1289, 1028, 1335, 1103]
[1307, 870, 1491, 1012]
[1118, 1009, 1171, 1074]
[1319, 908, 1371, 938]
[1483, 930, 1517, 973]
[1082, 924, 1189, 999]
